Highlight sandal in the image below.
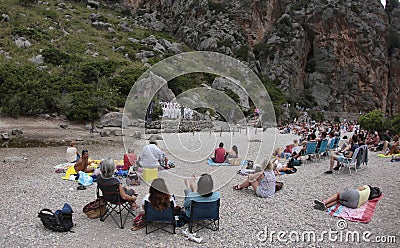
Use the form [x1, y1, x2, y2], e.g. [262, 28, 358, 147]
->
[233, 185, 242, 190]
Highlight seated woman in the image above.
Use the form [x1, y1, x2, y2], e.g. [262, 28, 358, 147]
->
[224, 145, 238, 163]
[314, 185, 382, 210]
[233, 159, 277, 198]
[66, 141, 79, 163]
[141, 178, 176, 210]
[123, 148, 137, 171]
[383, 135, 400, 155]
[183, 174, 220, 218]
[97, 158, 138, 207]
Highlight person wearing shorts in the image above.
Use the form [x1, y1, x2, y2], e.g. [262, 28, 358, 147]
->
[314, 185, 382, 210]
[233, 159, 277, 198]
[325, 135, 359, 174]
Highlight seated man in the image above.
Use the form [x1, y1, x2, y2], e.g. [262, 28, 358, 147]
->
[325, 135, 359, 174]
[367, 131, 380, 150]
[74, 149, 95, 173]
[210, 142, 226, 163]
[137, 138, 167, 169]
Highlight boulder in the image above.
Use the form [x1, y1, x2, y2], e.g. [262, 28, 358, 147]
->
[60, 124, 69, 129]
[4, 156, 27, 163]
[14, 37, 31, 48]
[1, 14, 10, 22]
[99, 130, 111, 137]
[11, 129, 23, 135]
[148, 134, 163, 140]
[98, 112, 130, 128]
[87, 0, 99, 9]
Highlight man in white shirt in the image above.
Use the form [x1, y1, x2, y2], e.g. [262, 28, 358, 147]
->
[138, 138, 166, 169]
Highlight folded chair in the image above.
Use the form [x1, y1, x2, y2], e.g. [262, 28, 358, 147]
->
[339, 146, 363, 175]
[189, 199, 220, 233]
[97, 181, 135, 229]
[144, 200, 176, 234]
[354, 144, 368, 171]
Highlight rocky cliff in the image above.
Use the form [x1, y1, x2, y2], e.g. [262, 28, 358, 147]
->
[123, 0, 400, 117]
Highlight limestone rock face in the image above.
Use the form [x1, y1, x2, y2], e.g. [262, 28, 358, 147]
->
[123, 0, 400, 116]
[212, 77, 250, 110]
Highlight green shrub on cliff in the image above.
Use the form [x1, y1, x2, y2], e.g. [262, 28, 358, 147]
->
[358, 110, 386, 132]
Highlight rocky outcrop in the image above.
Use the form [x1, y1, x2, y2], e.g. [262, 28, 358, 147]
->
[212, 76, 250, 109]
[256, 0, 390, 114]
[122, 0, 400, 117]
[386, 1, 400, 115]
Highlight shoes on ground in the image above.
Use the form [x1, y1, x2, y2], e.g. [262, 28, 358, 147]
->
[313, 199, 326, 211]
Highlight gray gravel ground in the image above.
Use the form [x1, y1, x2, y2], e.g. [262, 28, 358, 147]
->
[0, 129, 399, 247]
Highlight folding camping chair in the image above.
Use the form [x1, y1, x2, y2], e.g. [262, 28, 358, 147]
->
[144, 200, 176, 234]
[97, 181, 135, 229]
[188, 199, 220, 233]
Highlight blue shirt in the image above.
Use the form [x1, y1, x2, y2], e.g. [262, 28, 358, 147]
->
[184, 191, 220, 217]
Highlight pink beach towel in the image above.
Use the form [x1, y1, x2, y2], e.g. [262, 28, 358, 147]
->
[326, 194, 383, 223]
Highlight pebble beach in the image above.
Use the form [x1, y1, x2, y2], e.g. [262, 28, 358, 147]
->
[0, 120, 399, 247]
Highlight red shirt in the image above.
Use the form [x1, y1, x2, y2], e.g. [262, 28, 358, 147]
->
[214, 147, 226, 163]
[123, 153, 137, 170]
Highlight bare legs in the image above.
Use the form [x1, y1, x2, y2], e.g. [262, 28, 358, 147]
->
[324, 192, 340, 208]
[314, 192, 340, 210]
[234, 172, 263, 191]
[184, 174, 197, 192]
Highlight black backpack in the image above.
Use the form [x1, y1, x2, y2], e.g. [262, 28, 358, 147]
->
[38, 205, 73, 232]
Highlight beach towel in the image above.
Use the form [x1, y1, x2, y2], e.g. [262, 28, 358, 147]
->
[326, 194, 383, 223]
[377, 153, 400, 158]
[207, 158, 246, 166]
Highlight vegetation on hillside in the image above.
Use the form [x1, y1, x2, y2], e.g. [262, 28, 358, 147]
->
[359, 110, 400, 135]
[0, 0, 179, 120]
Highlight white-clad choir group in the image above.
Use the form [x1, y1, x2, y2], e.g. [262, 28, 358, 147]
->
[160, 102, 194, 119]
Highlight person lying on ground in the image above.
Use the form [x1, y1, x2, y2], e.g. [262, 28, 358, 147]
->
[314, 185, 382, 210]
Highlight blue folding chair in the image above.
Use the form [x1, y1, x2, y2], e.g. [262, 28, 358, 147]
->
[339, 146, 363, 175]
[144, 200, 176, 234]
[189, 199, 220, 233]
[317, 139, 329, 160]
[304, 141, 317, 163]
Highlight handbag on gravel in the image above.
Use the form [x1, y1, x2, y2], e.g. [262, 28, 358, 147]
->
[82, 198, 106, 219]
